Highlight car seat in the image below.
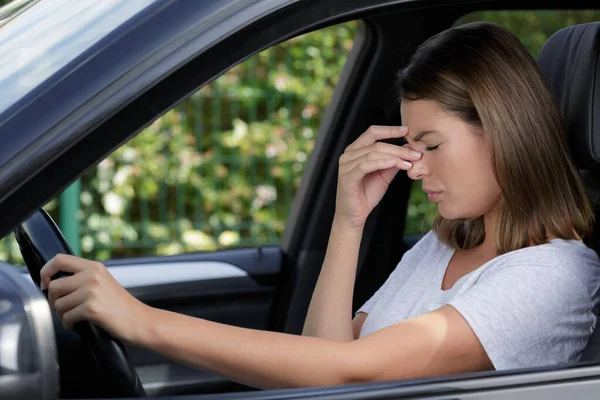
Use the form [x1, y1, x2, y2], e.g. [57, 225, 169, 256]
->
[537, 21, 600, 362]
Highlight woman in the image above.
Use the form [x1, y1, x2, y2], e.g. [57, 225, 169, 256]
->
[40, 21, 600, 388]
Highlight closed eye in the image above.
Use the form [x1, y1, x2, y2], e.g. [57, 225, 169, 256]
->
[425, 145, 440, 151]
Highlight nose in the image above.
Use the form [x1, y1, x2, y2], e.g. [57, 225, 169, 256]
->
[407, 158, 429, 180]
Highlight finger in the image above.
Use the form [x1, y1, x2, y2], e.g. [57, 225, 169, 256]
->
[341, 141, 422, 165]
[344, 158, 405, 184]
[61, 302, 91, 331]
[341, 152, 413, 175]
[40, 254, 92, 290]
[345, 126, 408, 151]
[47, 273, 86, 308]
[53, 287, 89, 318]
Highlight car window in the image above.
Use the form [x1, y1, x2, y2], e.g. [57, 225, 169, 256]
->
[0, 0, 156, 115]
[403, 9, 600, 237]
[0, 21, 360, 263]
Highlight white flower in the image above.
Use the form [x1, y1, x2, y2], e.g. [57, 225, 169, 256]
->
[275, 76, 287, 91]
[306, 46, 320, 57]
[81, 235, 94, 252]
[296, 152, 307, 162]
[80, 191, 93, 206]
[97, 231, 111, 245]
[182, 230, 214, 250]
[121, 147, 137, 162]
[256, 185, 277, 203]
[302, 127, 313, 139]
[265, 144, 278, 158]
[219, 231, 240, 247]
[102, 192, 124, 216]
[113, 165, 132, 186]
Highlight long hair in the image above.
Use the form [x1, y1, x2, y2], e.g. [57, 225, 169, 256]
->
[397, 21, 593, 254]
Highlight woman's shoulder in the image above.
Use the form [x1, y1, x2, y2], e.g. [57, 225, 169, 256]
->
[490, 238, 600, 297]
[499, 238, 600, 267]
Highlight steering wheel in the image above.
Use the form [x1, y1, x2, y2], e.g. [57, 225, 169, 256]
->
[13, 208, 146, 398]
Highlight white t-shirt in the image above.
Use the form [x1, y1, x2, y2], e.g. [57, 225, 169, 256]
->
[356, 230, 600, 370]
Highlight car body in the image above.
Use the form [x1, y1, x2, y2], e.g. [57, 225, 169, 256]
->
[1, 0, 600, 399]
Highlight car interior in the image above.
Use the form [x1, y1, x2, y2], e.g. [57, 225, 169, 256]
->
[3, 1, 600, 400]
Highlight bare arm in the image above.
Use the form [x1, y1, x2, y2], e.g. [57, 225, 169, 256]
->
[302, 125, 419, 341]
[302, 218, 364, 341]
[136, 303, 492, 389]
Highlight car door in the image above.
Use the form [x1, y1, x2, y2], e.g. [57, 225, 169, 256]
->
[0, 1, 368, 396]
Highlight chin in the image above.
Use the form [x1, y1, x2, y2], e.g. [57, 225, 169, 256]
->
[437, 204, 457, 220]
[437, 204, 478, 220]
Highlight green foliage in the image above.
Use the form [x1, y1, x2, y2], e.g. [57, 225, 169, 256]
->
[2, 10, 600, 263]
[21, 21, 355, 261]
[458, 10, 600, 57]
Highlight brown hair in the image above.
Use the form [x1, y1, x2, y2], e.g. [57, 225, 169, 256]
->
[396, 21, 593, 254]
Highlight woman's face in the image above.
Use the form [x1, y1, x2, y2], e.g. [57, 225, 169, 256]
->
[400, 99, 502, 220]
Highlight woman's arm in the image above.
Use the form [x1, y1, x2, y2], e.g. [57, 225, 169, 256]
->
[302, 217, 364, 341]
[302, 125, 419, 341]
[140, 303, 491, 389]
[40, 254, 492, 390]
[138, 304, 491, 389]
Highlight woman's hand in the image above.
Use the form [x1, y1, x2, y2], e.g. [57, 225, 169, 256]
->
[40, 254, 150, 345]
[335, 125, 421, 230]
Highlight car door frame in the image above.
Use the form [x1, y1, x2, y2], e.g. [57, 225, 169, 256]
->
[2, 0, 600, 399]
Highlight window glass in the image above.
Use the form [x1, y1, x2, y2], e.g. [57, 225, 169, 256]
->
[0, 21, 359, 263]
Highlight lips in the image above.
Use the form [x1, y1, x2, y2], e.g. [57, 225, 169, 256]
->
[423, 188, 442, 202]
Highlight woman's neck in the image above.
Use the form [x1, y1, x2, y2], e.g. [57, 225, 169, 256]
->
[481, 210, 498, 254]
[479, 208, 571, 254]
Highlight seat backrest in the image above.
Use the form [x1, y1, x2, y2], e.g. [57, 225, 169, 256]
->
[537, 22, 600, 362]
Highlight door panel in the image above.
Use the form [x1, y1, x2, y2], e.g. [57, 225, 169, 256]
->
[103, 246, 282, 396]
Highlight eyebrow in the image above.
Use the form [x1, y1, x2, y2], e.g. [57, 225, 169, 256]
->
[409, 130, 439, 142]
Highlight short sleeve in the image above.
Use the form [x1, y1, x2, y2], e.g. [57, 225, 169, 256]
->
[356, 279, 386, 316]
[355, 253, 411, 316]
[355, 248, 413, 316]
[356, 230, 436, 317]
[448, 265, 596, 370]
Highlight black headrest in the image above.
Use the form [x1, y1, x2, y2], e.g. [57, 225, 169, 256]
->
[538, 22, 600, 171]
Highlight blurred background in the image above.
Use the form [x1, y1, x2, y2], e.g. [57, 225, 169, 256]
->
[1, 2, 598, 263]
